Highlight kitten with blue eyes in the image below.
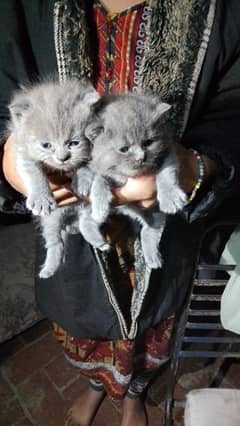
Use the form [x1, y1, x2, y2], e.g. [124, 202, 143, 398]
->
[82, 93, 187, 268]
[8, 78, 107, 278]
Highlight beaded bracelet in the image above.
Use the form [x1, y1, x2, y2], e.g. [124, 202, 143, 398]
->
[188, 149, 205, 202]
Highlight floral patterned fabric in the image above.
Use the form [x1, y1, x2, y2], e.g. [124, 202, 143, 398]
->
[54, 317, 174, 399]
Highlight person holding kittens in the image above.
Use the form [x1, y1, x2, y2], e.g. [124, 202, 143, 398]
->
[1, 1, 240, 425]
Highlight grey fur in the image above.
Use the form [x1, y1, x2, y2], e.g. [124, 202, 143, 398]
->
[8, 78, 103, 278]
[83, 93, 187, 269]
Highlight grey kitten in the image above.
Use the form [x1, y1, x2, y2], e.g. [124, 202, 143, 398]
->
[8, 78, 105, 278]
[82, 93, 187, 268]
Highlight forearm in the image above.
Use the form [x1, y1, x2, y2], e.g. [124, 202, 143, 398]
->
[2, 134, 27, 195]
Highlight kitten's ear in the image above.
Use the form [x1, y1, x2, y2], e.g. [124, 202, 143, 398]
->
[151, 102, 171, 125]
[9, 94, 31, 125]
[90, 96, 109, 115]
[83, 90, 100, 107]
[155, 102, 171, 118]
[85, 97, 107, 142]
[85, 120, 104, 143]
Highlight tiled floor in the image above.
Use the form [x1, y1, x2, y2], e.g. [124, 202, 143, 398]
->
[1, 320, 240, 426]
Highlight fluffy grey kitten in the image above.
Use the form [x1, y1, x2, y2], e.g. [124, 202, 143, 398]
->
[8, 78, 106, 278]
[81, 93, 187, 268]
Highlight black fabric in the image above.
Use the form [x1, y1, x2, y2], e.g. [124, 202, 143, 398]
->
[0, 0, 57, 220]
[181, 0, 240, 221]
[0, 0, 57, 138]
[0, 150, 31, 223]
[35, 233, 123, 339]
[0, 0, 240, 339]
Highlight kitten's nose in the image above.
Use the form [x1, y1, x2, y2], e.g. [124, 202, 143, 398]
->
[136, 152, 146, 164]
[56, 153, 71, 163]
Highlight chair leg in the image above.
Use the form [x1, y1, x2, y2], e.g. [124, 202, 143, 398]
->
[164, 304, 191, 426]
[164, 326, 183, 425]
[164, 350, 180, 426]
[164, 397, 174, 426]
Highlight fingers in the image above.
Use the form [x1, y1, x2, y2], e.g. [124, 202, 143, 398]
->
[52, 187, 78, 205]
[53, 186, 89, 206]
[135, 198, 157, 208]
[47, 173, 79, 205]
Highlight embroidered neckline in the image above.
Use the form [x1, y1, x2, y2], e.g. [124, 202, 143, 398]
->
[94, 0, 147, 18]
[93, 2, 152, 94]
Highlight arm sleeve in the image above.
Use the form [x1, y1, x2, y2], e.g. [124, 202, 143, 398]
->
[182, 32, 240, 222]
[0, 1, 38, 221]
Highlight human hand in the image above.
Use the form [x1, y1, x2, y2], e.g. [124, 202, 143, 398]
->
[44, 171, 81, 206]
[112, 144, 217, 209]
[112, 173, 157, 208]
[2, 135, 80, 207]
[176, 143, 217, 194]
[3, 136, 216, 210]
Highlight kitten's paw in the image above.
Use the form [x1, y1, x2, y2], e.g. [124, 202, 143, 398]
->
[158, 188, 187, 214]
[80, 226, 111, 251]
[76, 179, 91, 197]
[39, 266, 55, 279]
[88, 237, 111, 251]
[39, 262, 64, 279]
[39, 251, 65, 279]
[27, 194, 56, 216]
[144, 252, 162, 269]
[65, 224, 80, 234]
[39, 262, 61, 279]
[97, 242, 111, 252]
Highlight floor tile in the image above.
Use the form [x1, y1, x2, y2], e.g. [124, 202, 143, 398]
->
[14, 418, 33, 426]
[92, 398, 120, 426]
[17, 370, 67, 426]
[223, 360, 240, 387]
[173, 384, 188, 400]
[3, 332, 60, 385]
[0, 336, 25, 364]
[147, 365, 170, 405]
[44, 352, 80, 390]
[0, 371, 15, 401]
[146, 402, 164, 426]
[20, 320, 51, 344]
[173, 407, 184, 426]
[62, 375, 89, 405]
[0, 397, 26, 426]
[177, 362, 218, 391]
[110, 398, 122, 413]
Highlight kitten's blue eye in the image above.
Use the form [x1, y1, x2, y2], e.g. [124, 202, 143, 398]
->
[119, 146, 129, 154]
[142, 139, 154, 148]
[68, 139, 80, 148]
[41, 142, 52, 149]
